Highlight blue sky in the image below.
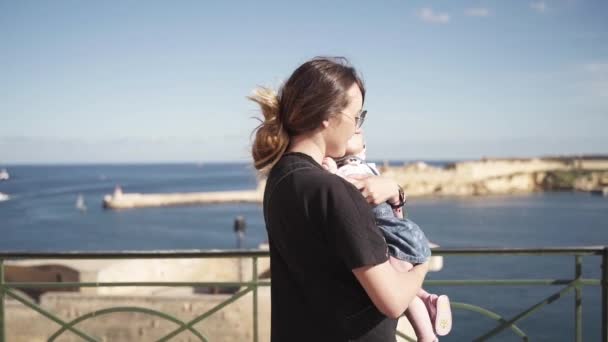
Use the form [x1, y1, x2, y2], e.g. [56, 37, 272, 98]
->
[1, 0, 606, 163]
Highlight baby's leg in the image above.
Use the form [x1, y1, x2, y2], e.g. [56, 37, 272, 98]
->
[390, 256, 452, 337]
[405, 296, 437, 342]
[389, 257, 437, 340]
[389, 255, 414, 272]
[418, 288, 431, 299]
[417, 287, 453, 336]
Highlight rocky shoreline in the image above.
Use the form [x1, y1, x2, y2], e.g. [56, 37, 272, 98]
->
[380, 156, 608, 197]
[99, 156, 608, 210]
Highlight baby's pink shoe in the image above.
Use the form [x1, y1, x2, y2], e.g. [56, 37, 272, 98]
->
[424, 294, 452, 336]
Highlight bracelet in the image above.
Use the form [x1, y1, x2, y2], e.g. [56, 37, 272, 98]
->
[389, 185, 406, 209]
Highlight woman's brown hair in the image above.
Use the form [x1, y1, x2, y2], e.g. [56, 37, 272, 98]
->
[249, 56, 365, 173]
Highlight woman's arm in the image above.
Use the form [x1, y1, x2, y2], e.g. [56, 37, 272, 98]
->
[348, 174, 402, 207]
[353, 260, 429, 318]
[327, 174, 420, 318]
[392, 206, 404, 219]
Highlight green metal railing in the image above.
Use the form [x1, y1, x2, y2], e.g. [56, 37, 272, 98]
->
[396, 246, 607, 342]
[0, 247, 606, 341]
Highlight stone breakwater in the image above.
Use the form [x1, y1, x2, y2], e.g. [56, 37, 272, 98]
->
[380, 157, 608, 197]
[102, 183, 266, 209]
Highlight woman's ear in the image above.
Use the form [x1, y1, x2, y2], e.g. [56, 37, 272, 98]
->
[321, 119, 330, 129]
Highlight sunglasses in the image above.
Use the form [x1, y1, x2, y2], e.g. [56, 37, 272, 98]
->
[340, 109, 367, 129]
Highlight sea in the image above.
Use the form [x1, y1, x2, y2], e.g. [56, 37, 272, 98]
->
[0, 162, 607, 341]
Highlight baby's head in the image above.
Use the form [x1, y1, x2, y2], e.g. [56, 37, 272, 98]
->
[344, 130, 366, 159]
[323, 130, 366, 173]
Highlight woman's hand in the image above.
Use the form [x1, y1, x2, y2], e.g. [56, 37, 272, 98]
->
[347, 174, 403, 206]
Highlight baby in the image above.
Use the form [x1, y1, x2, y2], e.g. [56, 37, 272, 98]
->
[323, 131, 452, 341]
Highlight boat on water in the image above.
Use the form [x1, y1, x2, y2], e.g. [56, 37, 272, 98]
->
[0, 169, 9, 181]
[0, 193, 9, 202]
[76, 194, 87, 211]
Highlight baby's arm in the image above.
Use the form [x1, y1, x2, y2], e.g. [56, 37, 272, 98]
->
[322, 158, 370, 182]
[322, 157, 338, 174]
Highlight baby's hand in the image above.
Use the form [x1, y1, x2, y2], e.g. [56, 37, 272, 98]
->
[322, 157, 338, 174]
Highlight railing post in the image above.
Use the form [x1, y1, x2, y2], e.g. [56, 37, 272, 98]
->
[603, 247, 608, 342]
[0, 259, 5, 342]
[252, 256, 258, 342]
[575, 255, 582, 342]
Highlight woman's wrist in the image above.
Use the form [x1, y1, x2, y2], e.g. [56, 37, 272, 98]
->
[388, 184, 405, 209]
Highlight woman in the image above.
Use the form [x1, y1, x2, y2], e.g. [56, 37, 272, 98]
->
[250, 57, 429, 341]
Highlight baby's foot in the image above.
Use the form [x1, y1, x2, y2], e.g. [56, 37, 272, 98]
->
[424, 294, 452, 336]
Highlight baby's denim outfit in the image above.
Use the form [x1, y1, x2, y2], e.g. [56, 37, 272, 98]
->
[372, 202, 430, 264]
[336, 156, 431, 264]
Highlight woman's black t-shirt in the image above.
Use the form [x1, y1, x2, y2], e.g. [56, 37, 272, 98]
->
[263, 152, 397, 341]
